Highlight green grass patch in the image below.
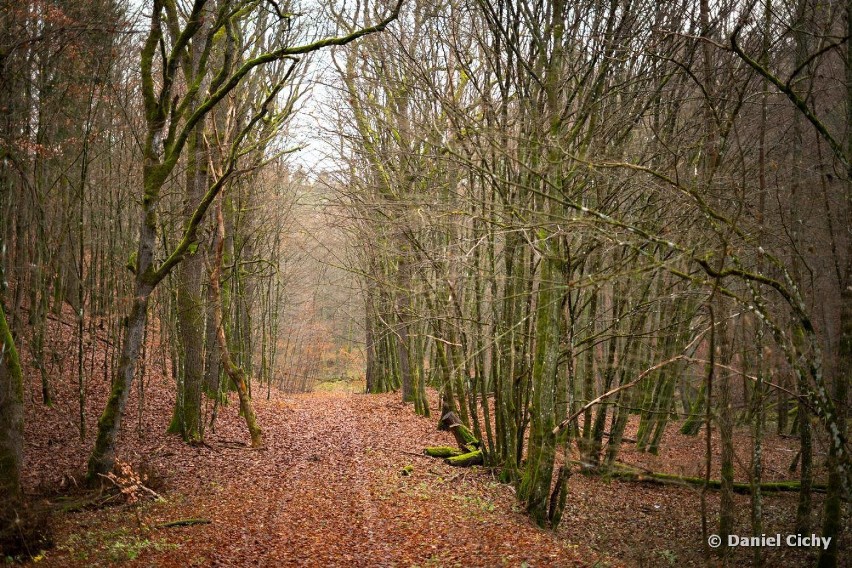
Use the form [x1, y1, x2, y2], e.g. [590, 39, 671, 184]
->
[57, 527, 177, 563]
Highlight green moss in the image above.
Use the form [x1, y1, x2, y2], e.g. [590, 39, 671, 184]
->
[424, 446, 463, 458]
[0, 304, 22, 402]
[59, 528, 177, 563]
[446, 450, 483, 467]
[166, 412, 182, 435]
[453, 424, 479, 449]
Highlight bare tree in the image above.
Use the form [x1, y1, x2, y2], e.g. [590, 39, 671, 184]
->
[86, 0, 403, 479]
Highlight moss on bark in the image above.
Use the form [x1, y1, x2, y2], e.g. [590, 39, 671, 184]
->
[446, 450, 483, 467]
[424, 446, 464, 458]
[87, 294, 150, 481]
[0, 302, 23, 505]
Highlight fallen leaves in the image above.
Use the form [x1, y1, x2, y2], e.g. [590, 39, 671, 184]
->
[19, 310, 839, 567]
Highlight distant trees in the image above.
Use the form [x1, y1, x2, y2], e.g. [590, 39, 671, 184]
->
[0, 0, 126, 428]
[85, 0, 403, 478]
[1, 0, 127, 529]
[1, 0, 124, 542]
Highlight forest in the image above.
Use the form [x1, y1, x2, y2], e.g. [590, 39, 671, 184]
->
[0, 0, 849, 566]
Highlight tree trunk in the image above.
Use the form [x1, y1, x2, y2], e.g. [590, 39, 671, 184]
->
[817, 3, 852, 564]
[0, 301, 23, 507]
[790, 0, 814, 534]
[718, 315, 735, 551]
[169, 123, 208, 443]
[211, 197, 262, 447]
[818, 272, 850, 567]
[87, 137, 161, 479]
[364, 282, 376, 393]
[87, 284, 151, 479]
[203, 281, 221, 396]
[519, 254, 562, 527]
[396, 250, 415, 404]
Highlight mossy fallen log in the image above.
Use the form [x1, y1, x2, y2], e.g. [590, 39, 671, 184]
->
[423, 412, 482, 467]
[602, 464, 826, 494]
[446, 450, 483, 467]
[424, 446, 464, 458]
[53, 493, 105, 512]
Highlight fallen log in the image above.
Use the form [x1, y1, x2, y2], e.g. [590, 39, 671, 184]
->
[424, 412, 482, 467]
[601, 463, 827, 494]
[158, 518, 211, 528]
[438, 411, 480, 452]
[52, 493, 111, 513]
[424, 446, 464, 458]
[446, 450, 483, 467]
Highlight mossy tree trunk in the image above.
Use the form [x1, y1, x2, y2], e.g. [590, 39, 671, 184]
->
[518, 253, 563, 527]
[169, 121, 208, 443]
[169, 12, 212, 441]
[0, 301, 24, 508]
[495, 232, 523, 483]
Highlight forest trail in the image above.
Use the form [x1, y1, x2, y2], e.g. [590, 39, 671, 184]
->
[37, 390, 600, 567]
[23, 337, 824, 568]
[4, 1, 848, 566]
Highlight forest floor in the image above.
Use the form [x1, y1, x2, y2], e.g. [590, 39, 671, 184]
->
[22, 389, 842, 567]
[16, 314, 844, 567]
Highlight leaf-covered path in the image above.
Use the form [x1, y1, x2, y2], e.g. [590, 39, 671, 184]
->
[25, 352, 827, 568]
[39, 391, 602, 567]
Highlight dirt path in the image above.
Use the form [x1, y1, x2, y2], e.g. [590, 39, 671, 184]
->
[21, 309, 834, 567]
[40, 392, 601, 567]
[29, 384, 834, 567]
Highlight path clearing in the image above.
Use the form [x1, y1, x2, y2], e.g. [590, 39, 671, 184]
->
[40, 391, 601, 567]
